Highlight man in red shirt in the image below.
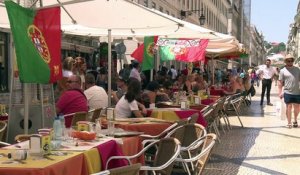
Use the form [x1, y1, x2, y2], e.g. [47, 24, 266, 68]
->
[56, 75, 88, 127]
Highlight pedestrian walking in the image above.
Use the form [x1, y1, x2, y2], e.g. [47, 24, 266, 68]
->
[278, 54, 300, 128]
[256, 59, 277, 106]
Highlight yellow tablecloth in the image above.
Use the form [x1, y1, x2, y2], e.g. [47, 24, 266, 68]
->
[0, 149, 87, 175]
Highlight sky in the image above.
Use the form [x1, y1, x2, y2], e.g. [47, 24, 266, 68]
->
[251, 0, 299, 44]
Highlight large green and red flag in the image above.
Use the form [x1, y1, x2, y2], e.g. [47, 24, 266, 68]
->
[157, 38, 209, 62]
[142, 36, 158, 71]
[5, 0, 62, 84]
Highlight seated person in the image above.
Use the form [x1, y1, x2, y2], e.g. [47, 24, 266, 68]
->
[56, 75, 88, 127]
[141, 81, 160, 108]
[192, 74, 208, 92]
[224, 74, 245, 95]
[111, 76, 128, 105]
[142, 81, 171, 108]
[172, 74, 185, 91]
[183, 74, 195, 94]
[115, 80, 146, 118]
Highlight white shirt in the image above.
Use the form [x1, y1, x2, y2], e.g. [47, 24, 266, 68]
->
[256, 65, 276, 79]
[62, 70, 73, 77]
[115, 96, 139, 118]
[171, 68, 178, 80]
[129, 68, 141, 82]
[84, 85, 108, 110]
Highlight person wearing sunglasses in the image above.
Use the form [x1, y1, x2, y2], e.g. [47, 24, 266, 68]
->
[56, 75, 88, 127]
[278, 54, 300, 128]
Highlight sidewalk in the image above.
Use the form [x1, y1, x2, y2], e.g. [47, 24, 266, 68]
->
[203, 83, 300, 175]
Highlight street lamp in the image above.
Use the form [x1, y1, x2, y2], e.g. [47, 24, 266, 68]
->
[180, 8, 206, 26]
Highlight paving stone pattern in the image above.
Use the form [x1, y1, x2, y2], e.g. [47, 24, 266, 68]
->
[203, 84, 300, 175]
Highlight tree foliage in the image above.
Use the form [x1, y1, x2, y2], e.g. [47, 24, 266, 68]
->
[265, 41, 286, 55]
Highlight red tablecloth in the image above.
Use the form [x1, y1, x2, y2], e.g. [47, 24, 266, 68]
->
[96, 140, 128, 170]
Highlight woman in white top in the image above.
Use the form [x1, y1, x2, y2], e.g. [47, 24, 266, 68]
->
[115, 79, 146, 118]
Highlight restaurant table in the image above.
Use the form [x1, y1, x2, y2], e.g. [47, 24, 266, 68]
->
[147, 108, 207, 127]
[113, 118, 173, 136]
[0, 136, 142, 174]
[0, 149, 88, 175]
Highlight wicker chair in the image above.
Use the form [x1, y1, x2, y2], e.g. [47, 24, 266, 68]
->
[175, 133, 217, 175]
[106, 138, 181, 175]
[89, 108, 102, 123]
[187, 113, 199, 124]
[71, 111, 88, 127]
[90, 163, 141, 175]
[0, 121, 7, 142]
[15, 134, 31, 143]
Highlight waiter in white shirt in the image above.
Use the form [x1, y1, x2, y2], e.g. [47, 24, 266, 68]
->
[256, 59, 277, 106]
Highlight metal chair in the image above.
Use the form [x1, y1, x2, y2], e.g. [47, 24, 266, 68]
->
[71, 111, 88, 127]
[15, 134, 31, 143]
[165, 123, 207, 149]
[175, 133, 217, 175]
[106, 138, 181, 175]
[89, 108, 102, 123]
[187, 113, 199, 124]
[90, 163, 141, 175]
[0, 121, 7, 142]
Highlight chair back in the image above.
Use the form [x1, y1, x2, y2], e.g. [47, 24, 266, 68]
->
[198, 133, 217, 173]
[15, 134, 31, 143]
[175, 133, 217, 175]
[152, 138, 181, 175]
[71, 112, 88, 127]
[0, 121, 7, 142]
[89, 108, 102, 123]
[187, 113, 199, 124]
[109, 163, 141, 175]
[90, 163, 141, 175]
[83, 148, 101, 174]
[166, 123, 207, 148]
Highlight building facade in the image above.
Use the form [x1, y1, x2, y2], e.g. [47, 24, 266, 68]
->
[287, 1, 300, 64]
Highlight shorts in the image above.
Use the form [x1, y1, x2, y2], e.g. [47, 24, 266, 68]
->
[284, 93, 300, 104]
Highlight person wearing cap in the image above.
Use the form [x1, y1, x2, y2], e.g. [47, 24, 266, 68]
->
[278, 54, 300, 128]
[256, 59, 277, 106]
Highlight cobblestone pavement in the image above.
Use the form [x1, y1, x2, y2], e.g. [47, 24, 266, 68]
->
[203, 84, 300, 175]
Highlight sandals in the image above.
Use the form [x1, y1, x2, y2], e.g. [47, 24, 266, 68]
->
[287, 124, 292, 129]
[293, 122, 298, 128]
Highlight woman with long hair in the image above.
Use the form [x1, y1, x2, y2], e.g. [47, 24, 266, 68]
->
[115, 80, 146, 118]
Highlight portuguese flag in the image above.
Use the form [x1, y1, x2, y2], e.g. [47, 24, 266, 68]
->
[5, 0, 62, 84]
[157, 38, 209, 62]
[142, 36, 158, 71]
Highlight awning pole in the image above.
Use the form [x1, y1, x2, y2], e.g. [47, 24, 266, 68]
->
[108, 29, 112, 107]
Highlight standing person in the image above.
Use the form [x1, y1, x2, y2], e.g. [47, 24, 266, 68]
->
[256, 59, 277, 106]
[169, 65, 178, 81]
[129, 60, 141, 82]
[278, 54, 300, 128]
[84, 73, 108, 110]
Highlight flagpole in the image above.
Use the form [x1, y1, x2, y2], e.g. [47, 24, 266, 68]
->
[24, 84, 29, 134]
[108, 29, 112, 107]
